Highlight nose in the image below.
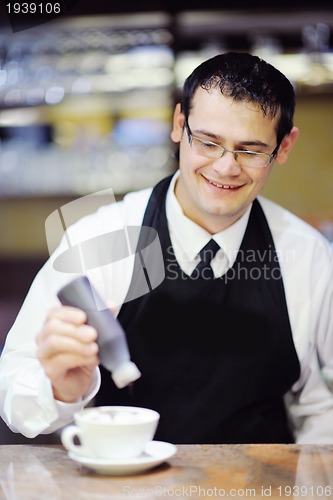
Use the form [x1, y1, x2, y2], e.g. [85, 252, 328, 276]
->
[212, 150, 242, 176]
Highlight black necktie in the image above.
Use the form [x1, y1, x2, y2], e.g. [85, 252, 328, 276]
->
[192, 239, 220, 279]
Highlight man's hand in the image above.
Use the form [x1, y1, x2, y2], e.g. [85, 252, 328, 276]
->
[36, 306, 99, 403]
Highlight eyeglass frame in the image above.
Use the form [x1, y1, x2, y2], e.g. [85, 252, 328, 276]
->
[184, 118, 280, 168]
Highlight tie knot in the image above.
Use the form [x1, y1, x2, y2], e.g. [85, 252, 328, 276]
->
[192, 239, 220, 279]
[197, 239, 220, 263]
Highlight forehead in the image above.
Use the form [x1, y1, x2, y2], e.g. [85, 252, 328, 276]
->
[189, 87, 278, 139]
[191, 86, 266, 116]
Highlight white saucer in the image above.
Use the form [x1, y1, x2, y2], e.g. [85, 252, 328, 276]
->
[68, 441, 177, 475]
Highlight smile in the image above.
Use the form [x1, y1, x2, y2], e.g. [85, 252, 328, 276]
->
[207, 179, 241, 189]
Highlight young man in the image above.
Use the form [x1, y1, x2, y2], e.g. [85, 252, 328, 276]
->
[0, 52, 332, 443]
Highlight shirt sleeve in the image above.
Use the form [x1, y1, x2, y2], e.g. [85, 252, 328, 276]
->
[0, 190, 149, 439]
[0, 205, 111, 437]
[0, 249, 103, 438]
[285, 240, 333, 443]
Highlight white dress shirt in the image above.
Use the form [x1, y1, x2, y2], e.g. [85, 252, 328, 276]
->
[0, 172, 333, 443]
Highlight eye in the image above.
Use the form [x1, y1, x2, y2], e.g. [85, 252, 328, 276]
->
[238, 150, 259, 157]
[199, 139, 219, 149]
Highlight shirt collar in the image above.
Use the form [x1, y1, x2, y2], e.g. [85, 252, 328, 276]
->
[166, 171, 252, 271]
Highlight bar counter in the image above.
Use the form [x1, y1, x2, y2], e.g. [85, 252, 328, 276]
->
[1, 444, 333, 499]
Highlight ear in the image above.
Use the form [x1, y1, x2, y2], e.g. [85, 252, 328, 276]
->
[275, 126, 299, 165]
[170, 103, 185, 144]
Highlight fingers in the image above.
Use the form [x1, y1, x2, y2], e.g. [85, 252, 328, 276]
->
[36, 306, 99, 382]
[37, 329, 99, 368]
[52, 364, 97, 403]
[45, 305, 87, 327]
[41, 348, 99, 383]
[37, 306, 95, 344]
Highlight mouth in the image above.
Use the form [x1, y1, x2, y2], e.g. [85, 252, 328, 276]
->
[204, 176, 243, 190]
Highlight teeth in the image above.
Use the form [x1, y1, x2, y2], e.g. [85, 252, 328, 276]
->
[209, 180, 238, 189]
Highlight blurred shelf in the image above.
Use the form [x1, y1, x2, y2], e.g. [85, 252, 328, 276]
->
[175, 9, 333, 37]
[0, 9, 333, 203]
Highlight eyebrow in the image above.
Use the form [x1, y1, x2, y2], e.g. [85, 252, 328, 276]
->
[191, 127, 270, 149]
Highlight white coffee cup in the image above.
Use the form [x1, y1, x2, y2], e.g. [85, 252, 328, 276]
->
[61, 406, 160, 460]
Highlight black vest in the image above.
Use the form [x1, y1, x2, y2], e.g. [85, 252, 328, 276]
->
[95, 175, 300, 444]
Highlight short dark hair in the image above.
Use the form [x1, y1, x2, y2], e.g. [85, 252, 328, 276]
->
[181, 52, 295, 146]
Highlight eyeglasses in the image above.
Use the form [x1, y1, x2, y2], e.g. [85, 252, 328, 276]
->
[184, 119, 279, 169]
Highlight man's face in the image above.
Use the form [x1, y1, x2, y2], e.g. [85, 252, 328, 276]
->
[171, 87, 285, 233]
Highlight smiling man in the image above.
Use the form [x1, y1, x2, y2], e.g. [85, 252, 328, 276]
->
[0, 52, 333, 444]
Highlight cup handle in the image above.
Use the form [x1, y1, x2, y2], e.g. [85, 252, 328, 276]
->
[61, 425, 86, 456]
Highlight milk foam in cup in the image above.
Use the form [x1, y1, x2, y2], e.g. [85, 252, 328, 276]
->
[61, 406, 160, 460]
